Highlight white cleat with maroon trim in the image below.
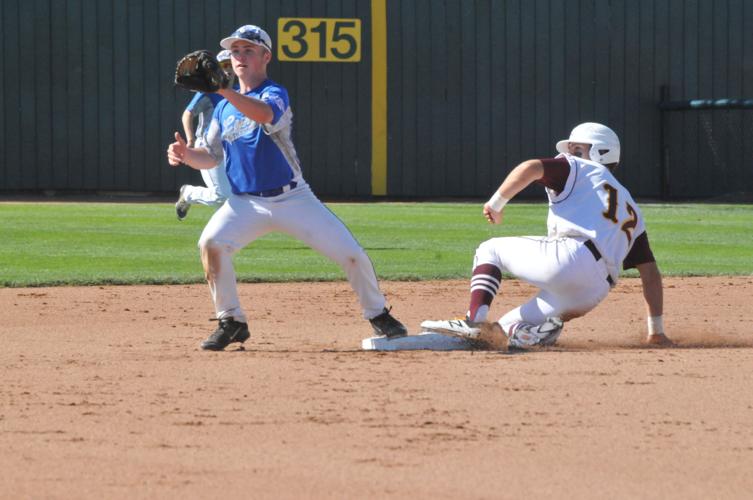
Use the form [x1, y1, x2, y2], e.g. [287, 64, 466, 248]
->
[420, 318, 482, 339]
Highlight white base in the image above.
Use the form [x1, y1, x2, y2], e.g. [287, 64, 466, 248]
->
[361, 332, 471, 351]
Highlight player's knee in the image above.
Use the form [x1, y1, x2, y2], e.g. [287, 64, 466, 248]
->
[198, 235, 216, 254]
[475, 239, 499, 265]
[198, 237, 233, 279]
[198, 236, 231, 254]
[339, 247, 368, 269]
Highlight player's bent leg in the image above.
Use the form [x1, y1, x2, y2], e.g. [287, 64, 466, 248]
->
[182, 168, 226, 207]
[185, 186, 221, 206]
[420, 238, 546, 343]
[481, 236, 612, 349]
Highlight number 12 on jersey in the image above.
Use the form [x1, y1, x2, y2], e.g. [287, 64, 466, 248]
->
[602, 183, 638, 244]
[278, 18, 361, 62]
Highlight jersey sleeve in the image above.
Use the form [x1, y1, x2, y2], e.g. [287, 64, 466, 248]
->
[259, 85, 290, 134]
[622, 231, 656, 269]
[535, 157, 570, 193]
[185, 92, 205, 113]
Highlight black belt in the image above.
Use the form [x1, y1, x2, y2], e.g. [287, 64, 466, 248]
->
[584, 240, 615, 286]
[247, 181, 297, 198]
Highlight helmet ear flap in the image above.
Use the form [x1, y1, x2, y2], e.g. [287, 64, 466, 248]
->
[588, 144, 619, 165]
[589, 147, 609, 164]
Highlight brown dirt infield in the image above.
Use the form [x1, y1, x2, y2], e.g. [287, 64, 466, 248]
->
[2, 276, 753, 499]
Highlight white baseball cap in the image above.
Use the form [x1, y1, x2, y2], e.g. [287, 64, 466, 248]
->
[217, 49, 232, 62]
[220, 25, 272, 52]
[556, 122, 621, 165]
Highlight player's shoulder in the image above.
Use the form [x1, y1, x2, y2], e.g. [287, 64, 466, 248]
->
[259, 79, 290, 109]
[258, 78, 287, 93]
[186, 91, 205, 110]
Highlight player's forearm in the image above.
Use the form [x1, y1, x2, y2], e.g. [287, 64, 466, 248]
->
[637, 261, 671, 344]
[182, 147, 219, 170]
[496, 160, 545, 199]
[182, 110, 196, 145]
[483, 160, 544, 219]
[637, 261, 663, 317]
[218, 89, 274, 124]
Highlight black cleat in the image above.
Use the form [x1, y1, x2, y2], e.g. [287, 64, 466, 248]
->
[175, 185, 190, 221]
[369, 307, 408, 338]
[201, 318, 250, 351]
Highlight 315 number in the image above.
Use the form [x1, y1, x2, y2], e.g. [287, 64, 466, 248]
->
[278, 18, 361, 62]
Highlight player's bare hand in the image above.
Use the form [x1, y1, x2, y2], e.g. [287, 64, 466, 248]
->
[645, 333, 673, 347]
[167, 131, 188, 166]
[483, 203, 503, 224]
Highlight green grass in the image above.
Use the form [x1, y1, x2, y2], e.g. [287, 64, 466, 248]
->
[1, 201, 751, 287]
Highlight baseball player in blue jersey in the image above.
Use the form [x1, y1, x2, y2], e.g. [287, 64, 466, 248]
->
[174, 50, 235, 220]
[167, 25, 406, 350]
[421, 123, 672, 349]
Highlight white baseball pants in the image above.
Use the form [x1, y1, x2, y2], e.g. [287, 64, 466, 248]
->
[182, 162, 232, 207]
[474, 236, 612, 333]
[197, 184, 387, 323]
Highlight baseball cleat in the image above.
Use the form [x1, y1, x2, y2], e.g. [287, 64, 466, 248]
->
[420, 318, 481, 339]
[175, 185, 190, 221]
[369, 307, 408, 338]
[507, 317, 563, 349]
[201, 318, 250, 351]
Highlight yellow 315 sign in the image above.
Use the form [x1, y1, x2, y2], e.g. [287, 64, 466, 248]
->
[278, 18, 361, 62]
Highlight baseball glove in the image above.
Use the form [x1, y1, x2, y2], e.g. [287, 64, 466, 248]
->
[174, 50, 229, 93]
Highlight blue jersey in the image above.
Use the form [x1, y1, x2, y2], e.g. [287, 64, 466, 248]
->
[205, 79, 303, 194]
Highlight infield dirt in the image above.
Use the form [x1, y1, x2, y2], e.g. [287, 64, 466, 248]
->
[2, 277, 753, 499]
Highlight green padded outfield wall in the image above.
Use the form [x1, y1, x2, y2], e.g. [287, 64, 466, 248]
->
[386, 0, 753, 199]
[2, 0, 753, 199]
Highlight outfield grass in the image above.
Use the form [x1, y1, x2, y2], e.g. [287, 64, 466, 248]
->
[1, 201, 751, 287]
